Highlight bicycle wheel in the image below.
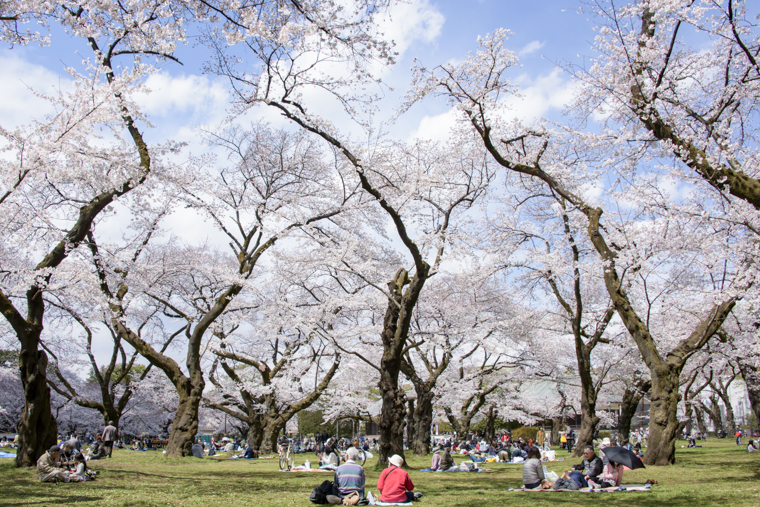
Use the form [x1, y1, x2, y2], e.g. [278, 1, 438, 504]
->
[279, 452, 288, 470]
[357, 450, 367, 466]
[286, 450, 295, 470]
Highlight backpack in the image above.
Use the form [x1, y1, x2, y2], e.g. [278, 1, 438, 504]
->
[310, 480, 336, 504]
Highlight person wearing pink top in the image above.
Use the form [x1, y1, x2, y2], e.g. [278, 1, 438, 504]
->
[591, 459, 624, 488]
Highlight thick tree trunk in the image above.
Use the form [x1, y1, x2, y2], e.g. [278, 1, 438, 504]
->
[247, 418, 264, 451]
[376, 268, 426, 469]
[16, 341, 57, 468]
[485, 405, 496, 444]
[618, 380, 650, 444]
[165, 379, 204, 458]
[377, 359, 406, 467]
[406, 399, 415, 449]
[572, 350, 600, 457]
[738, 361, 760, 423]
[411, 389, 433, 455]
[642, 365, 682, 465]
[573, 410, 600, 457]
[551, 416, 562, 448]
[703, 396, 723, 433]
[262, 423, 284, 454]
[693, 407, 708, 436]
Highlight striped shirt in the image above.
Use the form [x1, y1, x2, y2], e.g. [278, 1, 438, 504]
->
[334, 460, 365, 498]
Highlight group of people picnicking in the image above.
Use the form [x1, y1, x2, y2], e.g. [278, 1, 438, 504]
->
[32, 420, 118, 483]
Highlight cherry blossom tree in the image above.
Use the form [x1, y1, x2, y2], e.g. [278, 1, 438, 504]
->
[575, 0, 760, 213]
[206, 315, 341, 452]
[407, 28, 750, 465]
[0, 0, 187, 466]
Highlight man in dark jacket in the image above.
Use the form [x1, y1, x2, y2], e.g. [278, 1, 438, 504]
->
[569, 446, 603, 487]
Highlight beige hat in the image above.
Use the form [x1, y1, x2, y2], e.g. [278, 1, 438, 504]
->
[388, 454, 404, 467]
[602, 437, 611, 446]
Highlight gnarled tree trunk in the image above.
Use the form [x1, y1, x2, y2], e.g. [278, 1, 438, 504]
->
[618, 378, 651, 444]
[16, 334, 57, 468]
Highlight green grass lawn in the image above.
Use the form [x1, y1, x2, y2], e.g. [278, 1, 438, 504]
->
[1, 439, 758, 506]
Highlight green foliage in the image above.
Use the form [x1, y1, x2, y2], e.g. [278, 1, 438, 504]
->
[87, 364, 146, 385]
[597, 430, 611, 440]
[0, 349, 19, 367]
[512, 426, 539, 441]
[471, 417, 519, 432]
[437, 422, 454, 433]
[297, 410, 328, 435]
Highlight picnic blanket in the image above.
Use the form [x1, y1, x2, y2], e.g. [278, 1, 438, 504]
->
[517, 484, 651, 493]
[419, 468, 482, 473]
[280, 468, 330, 473]
[0, 451, 16, 458]
[371, 502, 413, 506]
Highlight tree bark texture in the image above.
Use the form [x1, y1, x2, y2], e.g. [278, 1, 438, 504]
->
[618, 380, 651, 443]
[739, 361, 760, 424]
[16, 338, 58, 468]
[165, 377, 204, 457]
[411, 390, 434, 455]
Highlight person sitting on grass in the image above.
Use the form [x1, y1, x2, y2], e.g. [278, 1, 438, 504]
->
[522, 446, 547, 490]
[378, 455, 421, 502]
[191, 439, 205, 459]
[72, 453, 92, 481]
[87, 436, 106, 460]
[567, 445, 603, 488]
[439, 445, 454, 471]
[590, 458, 623, 489]
[321, 446, 340, 467]
[332, 448, 366, 500]
[747, 440, 756, 453]
[430, 447, 442, 470]
[37, 446, 76, 483]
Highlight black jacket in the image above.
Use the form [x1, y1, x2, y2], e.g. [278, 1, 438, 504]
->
[572, 456, 603, 478]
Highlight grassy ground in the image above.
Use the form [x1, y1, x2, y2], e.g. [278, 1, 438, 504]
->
[1, 439, 758, 507]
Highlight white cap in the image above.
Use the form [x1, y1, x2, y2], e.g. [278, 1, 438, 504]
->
[388, 454, 404, 467]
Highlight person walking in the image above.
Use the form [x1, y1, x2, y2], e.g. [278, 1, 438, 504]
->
[102, 420, 118, 458]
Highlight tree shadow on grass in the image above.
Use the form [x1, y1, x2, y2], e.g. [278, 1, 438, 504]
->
[3, 494, 102, 506]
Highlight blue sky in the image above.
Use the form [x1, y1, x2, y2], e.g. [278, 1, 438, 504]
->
[0, 0, 601, 367]
[1, 0, 599, 145]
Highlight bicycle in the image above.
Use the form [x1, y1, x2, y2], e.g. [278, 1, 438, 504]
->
[278, 441, 295, 470]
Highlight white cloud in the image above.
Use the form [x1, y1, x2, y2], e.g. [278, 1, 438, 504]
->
[408, 68, 579, 142]
[135, 72, 229, 120]
[519, 40, 545, 57]
[501, 68, 579, 122]
[0, 55, 71, 127]
[376, 0, 445, 57]
[409, 107, 460, 142]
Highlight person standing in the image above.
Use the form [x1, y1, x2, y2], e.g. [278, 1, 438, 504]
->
[102, 420, 118, 458]
[565, 425, 575, 453]
[537, 427, 546, 449]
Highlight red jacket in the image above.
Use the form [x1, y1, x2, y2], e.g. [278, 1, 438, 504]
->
[377, 466, 414, 503]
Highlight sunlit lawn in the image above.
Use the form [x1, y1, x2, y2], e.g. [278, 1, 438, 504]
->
[1, 438, 758, 506]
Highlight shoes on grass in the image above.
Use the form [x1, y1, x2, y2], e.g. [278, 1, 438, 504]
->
[326, 495, 342, 505]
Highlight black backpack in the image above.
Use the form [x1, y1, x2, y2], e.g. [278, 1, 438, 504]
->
[310, 480, 336, 504]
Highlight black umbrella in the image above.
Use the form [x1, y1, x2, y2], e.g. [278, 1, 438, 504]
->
[601, 446, 646, 470]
